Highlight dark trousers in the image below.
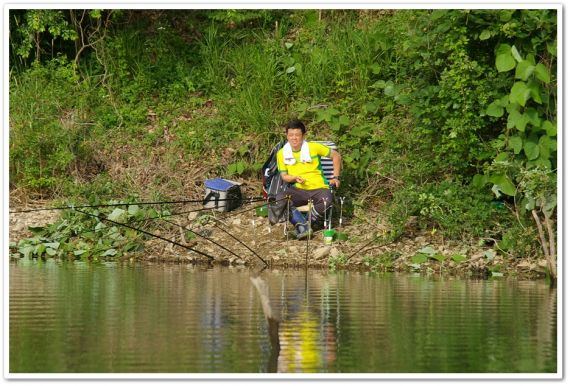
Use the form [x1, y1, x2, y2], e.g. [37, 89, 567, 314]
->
[275, 185, 333, 226]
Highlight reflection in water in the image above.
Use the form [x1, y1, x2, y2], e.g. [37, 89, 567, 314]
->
[251, 268, 340, 373]
[9, 260, 557, 374]
[251, 269, 338, 373]
[250, 275, 280, 372]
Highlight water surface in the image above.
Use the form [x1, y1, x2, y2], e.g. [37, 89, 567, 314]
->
[9, 259, 557, 373]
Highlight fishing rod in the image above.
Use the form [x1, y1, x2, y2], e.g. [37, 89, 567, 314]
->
[346, 231, 389, 261]
[45, 198, 269, 263]
[72, 208, 216, 262]
[45, 203, 217, 241]
[210, 221, 268, 267]
[159, 217, 267, 266]
[9, 196, 265, 214]
[171, 197, 269, 220]
[173, 197, 285, 266]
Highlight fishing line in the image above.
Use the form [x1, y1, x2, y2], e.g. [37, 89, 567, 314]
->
[72, 208, 216, 261]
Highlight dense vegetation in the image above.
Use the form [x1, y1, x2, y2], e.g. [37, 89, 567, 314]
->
[9, 9, 557, 277]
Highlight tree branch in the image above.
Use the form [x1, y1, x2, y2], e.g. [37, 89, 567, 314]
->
[543, 209, 557, 278]
[531, 208, 550, 264]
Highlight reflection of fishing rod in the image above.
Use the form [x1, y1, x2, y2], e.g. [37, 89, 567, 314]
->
[250, 275, 280, 373]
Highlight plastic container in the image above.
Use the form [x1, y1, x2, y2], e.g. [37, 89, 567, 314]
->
[256, 205, 268, 217]
[335, 231, 348, 241]
[323, 229, 336, 245]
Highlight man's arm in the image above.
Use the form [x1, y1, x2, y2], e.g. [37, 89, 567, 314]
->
[281, 172, 305, 185]
[329, 149, 342, 188]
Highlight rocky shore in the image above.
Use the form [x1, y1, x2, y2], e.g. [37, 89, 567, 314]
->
[9, 200, 549, 280]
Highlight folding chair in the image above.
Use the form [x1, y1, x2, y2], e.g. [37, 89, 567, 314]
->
[295, 141, 336, 228]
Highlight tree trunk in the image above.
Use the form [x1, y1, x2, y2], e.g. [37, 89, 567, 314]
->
[532, 209, 556, 280]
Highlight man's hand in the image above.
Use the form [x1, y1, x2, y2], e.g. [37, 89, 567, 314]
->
[329, 178, 341, 188]
[294, 176, 305, 184]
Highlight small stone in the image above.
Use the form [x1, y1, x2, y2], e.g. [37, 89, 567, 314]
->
[312, 246, 331, 259]
[471, 251, 485, 260]
[330, 247, 341, 258]
[288, 246, 300, 254]
[187, 212, 198, 221]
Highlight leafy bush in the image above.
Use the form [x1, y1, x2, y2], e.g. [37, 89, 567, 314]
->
[387, 180, 504, 240]
[9, 58, 99, 193]
[11, 202, 171, 261]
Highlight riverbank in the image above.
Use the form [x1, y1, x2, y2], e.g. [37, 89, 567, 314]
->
[8, 198, 549, 280]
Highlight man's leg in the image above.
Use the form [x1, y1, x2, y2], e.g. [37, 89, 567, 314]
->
[285, 187, 313, 239]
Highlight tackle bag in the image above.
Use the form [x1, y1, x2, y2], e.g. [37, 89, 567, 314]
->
[261, 140, 289, 224]
[261, 140, 287, 201]
[203, 178, 242, 212]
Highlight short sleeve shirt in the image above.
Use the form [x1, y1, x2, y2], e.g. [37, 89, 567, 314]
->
[276, 142, 332, 190]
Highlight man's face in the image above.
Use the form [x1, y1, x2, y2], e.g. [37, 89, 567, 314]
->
[286, 128, 305, 150]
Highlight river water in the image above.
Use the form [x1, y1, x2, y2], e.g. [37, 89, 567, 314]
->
[9, 259, 557, 374]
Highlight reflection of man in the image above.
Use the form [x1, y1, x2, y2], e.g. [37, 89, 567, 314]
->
[275, 119, 342, 239]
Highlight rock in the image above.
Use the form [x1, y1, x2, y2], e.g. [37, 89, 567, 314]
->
[288, 246, 300, 254]
[529, 263, 538, 271]
[414, 236, 426, 244]
[312, 246, 331, 260]
[330, 247, 341, 258]
[187, 211, 198, 222]
[232, 218, 242, 226]
[471, 251, 485, 260]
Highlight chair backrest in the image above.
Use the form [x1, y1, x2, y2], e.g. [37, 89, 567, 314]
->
[313, 141, 336, 181]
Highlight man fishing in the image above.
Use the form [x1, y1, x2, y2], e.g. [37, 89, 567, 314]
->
[275, 119, 342, 240]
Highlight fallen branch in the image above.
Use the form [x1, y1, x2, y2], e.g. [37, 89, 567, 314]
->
[543, 211, 557, 279]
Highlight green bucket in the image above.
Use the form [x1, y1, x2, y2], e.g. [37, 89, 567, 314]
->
[323, 229, 336, 245]
[256, 205, 268, 217]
